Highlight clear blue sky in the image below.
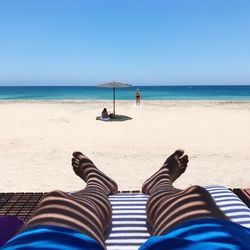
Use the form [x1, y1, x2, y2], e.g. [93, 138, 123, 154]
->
[0, 0, 250, 86]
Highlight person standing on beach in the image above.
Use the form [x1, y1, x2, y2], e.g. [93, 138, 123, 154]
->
[135, 88, 141, 106]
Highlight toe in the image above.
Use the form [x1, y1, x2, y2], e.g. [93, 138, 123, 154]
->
[72, 152, 94, 165]
[71, 158, 79, 165]
[179, 155, 188, 170]
[72, 162, 78, 168]
[72, 151, 85, 160]
[180, 157, 188, 166]
[180, 154, 189, 163]
[180, 167, 187, 173]
[174, 149, 184, 158]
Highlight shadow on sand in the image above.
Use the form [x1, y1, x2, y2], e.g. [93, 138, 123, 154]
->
[96, 114, 132, 122]
[109, 114, 132, 122]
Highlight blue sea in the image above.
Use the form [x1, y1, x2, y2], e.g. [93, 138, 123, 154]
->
[0, 86, 250, 100]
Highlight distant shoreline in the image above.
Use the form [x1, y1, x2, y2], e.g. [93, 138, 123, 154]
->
[1, 100, 250, 110]
[1, 99, 250, 102]
[1, 85, 250, 101]
[1, 99, 250, 103]
[0, 85, 250, 87]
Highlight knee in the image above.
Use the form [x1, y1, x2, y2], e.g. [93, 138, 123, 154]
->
[42, 190, 67, 201]
[186, 185, 209, 196]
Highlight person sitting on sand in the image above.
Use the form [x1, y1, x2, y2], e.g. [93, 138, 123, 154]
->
[101, 108, 109, 119]
[135, 88, 141, 106]
[2, 150, 250, 249]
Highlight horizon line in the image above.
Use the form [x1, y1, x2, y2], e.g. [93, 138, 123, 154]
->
[0, 84, 250, 87]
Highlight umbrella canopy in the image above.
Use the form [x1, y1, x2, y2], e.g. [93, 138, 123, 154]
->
[97, 81, 132, 88]
[97, 81, 132, 117]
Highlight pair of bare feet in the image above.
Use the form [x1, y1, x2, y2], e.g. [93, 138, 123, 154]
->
[71, 149, 189, 194]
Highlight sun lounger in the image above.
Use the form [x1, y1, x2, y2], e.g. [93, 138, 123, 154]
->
[106, 186, 250, 250]
[232, 188, 250, 209]
[1, 186, 250, 249]
[205, 186, 250, 228]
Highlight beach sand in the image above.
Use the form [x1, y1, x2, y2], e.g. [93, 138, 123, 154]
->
[0, 100, 249, 192]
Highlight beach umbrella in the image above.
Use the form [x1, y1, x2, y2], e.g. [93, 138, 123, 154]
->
[97, 81, 132, 117]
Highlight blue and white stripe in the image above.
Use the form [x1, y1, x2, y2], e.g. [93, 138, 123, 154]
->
[105, 186, 250, 250]
[206, 185, 250, 228]
[106, 194, 149, 250]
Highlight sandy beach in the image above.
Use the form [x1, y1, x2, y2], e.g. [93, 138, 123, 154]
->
[0, 100, 249, 192]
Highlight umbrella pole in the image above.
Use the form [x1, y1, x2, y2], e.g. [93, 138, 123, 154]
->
[113, 87, 115, 117]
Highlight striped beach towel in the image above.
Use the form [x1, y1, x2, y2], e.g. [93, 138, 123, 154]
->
[105, 186, 250, 250]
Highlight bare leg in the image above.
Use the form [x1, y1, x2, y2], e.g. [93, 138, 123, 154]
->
[20, 152, 118, 249]
[142, 150, 228, 235]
